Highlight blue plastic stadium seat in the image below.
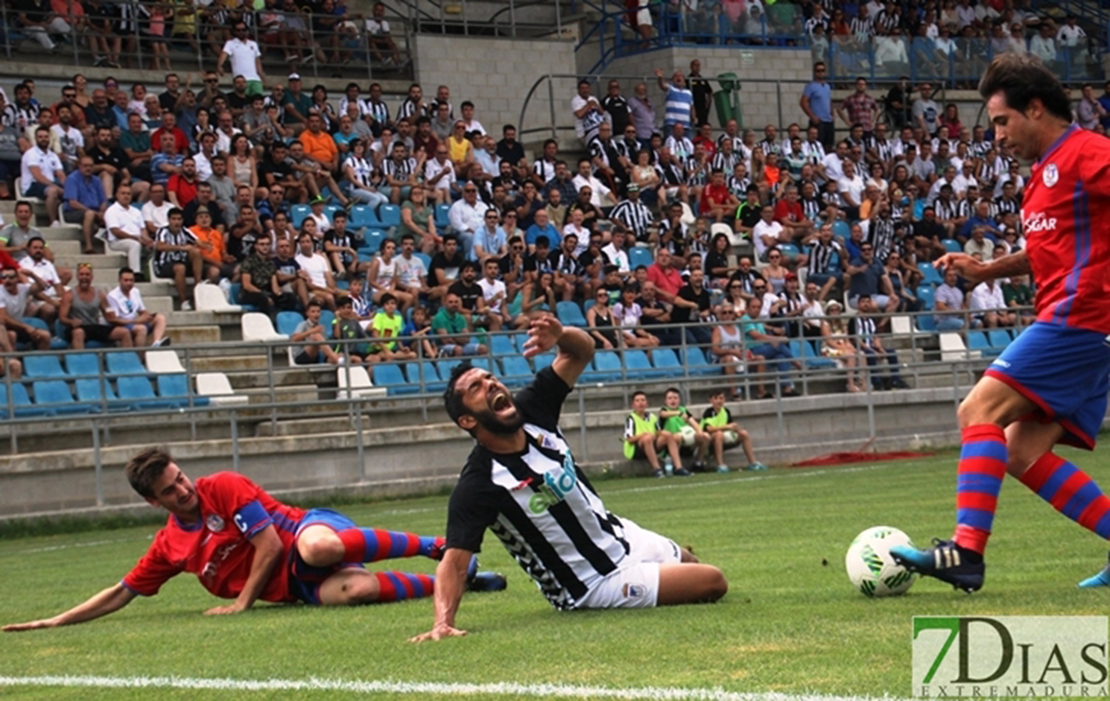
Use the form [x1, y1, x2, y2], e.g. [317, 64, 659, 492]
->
[276, 311, 305, 337]
[915, 286, 935, 310]
[290, 204, 311, 229]
[967, 331, 997, 358]
[73, 378, 127, 411]
[832, 220, 850, 240]
[414, 252, 431, 269]
[157, 374, 210, 406]
[777, 242, 801, 261]
[942, 239, 962, 254]
[363, 229, 387, 255]
[801, 339, 836, 369]
[324, 204, 342, 222]
[501, 355, 533, 384]
[349, 204, 380, 229]
[106, 351, 148, 376]
[623, 350, 653, 379]
[556, 301, 587, 327]
[434, 204, 451, 231]
[227, 283, 258, 311]
[378, 204, 401, 228]
[628, 247, 654, 270]
[988, 329, 1013, 350]
[24, 354, 67, 379]
[32, 380, 91, 415]
[117, 376, 179, 409]
[0, 382, 52, 418]
[469, 357, 496, 373]
[650, 347, 683, 374]
[319, 310, 336, 333]
[916, 314, 937, 333]
[681, 346, 721, 376]
[490, 334, 516, 355]
[917, 263, 943, 286]
[371, 363, 411, 396]
[582, 350, 622, 383]
[65, 353, 101, 378]
[532, 352, 555, 372]
[403, 361, 443, 393]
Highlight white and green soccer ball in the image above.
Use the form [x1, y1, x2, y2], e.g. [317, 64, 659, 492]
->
[845, 526, 917, 597]
[678, 425, 697, 447]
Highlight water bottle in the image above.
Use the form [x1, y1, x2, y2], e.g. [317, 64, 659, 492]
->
[663, 454, 674, 477]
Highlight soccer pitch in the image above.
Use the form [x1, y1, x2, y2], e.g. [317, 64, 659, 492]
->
[2, 447, 1110, 701]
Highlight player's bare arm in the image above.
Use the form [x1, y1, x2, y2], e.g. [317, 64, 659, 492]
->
[205, 524, 284, 616]
[3, 582, 137, 632]
[410, 547, 472, 643]
[521, 316, 594, 388]
[934, 249, 1030, 284]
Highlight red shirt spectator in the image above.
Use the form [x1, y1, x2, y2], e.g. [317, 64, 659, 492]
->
[151, 126, 189, 155]
[700, 182, 731, 211]
[168, 173, 198, 207]
[646, 250, 684, 300]
[774, 198, 803, 226]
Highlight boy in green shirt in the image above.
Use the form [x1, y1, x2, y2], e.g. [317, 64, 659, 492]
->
[624, 391, 689, 478]
[369, 292, 416, 361]
[658, 387, 711, 471]
[700, 388, 766, 472]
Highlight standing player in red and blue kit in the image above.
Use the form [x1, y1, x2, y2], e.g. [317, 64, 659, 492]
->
[3, 448, 504, 631]
[890, 54, 1110, 592]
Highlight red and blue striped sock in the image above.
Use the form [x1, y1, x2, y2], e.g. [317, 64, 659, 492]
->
[1019, 453, 1110, 538]
[953, 424, 1009, 555]
[337, 529, 445, 563]
[373, 572, 435, 603]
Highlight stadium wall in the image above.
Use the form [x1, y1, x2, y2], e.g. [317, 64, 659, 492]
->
[413, 34, 578, 143]
[0, 387, 995, 520]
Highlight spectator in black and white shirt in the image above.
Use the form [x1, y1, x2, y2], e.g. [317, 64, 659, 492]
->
[154, 207, 203, 311]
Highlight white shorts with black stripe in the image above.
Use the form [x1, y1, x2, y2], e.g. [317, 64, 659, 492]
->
[573, 518, 681, 609]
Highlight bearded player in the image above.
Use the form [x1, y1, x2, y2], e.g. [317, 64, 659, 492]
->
[889, 54, 1110, 592]
[4, 449, 504, 631]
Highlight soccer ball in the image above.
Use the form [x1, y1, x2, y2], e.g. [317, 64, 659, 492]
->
[722, 430, 739, 445]
[678, 425, 697, 447]
[845, 526, 917, 597]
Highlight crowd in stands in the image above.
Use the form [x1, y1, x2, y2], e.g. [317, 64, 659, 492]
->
[0, 7, 1086, 393]
[626, 0, 1101, 82]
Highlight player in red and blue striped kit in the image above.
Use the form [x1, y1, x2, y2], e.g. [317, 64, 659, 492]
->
[891, 54, 1110, 592]
[2, 448, 504, 632]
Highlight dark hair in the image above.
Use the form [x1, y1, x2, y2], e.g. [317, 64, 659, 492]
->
[126, 447, 173, 498]
[460, 261, 478, 274]
[443, 233, 459, 244]
[118, 266, 134, 279]
[167, 207, 184, 219]
[461, 100, 474, 110]
[379, 292, 397, 306]
[26, 236, 45, 247]
[400, 233, 415, 243]
[336, 295, 353, 308]
[631, 391, 647, 401]
[444, 361, 475, 430]
[709, 388, 726, 398]
[978, 53, 1072, 123]
[306, 299, 322, 311]
[535, 235, 550, 248]
[665, 386, 680, 396]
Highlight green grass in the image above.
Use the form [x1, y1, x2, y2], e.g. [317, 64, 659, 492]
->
[2, 447, 1110, 700]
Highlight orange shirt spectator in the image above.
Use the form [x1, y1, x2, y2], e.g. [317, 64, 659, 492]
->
[190, 221, 226, 265]
[300, 130, 338, 170]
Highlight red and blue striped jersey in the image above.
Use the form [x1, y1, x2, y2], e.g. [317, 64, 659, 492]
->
[122, 472, 306, 603]
[1023, 125, 1110, 334]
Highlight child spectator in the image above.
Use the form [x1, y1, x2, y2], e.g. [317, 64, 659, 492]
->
[622, 391, 689, 478]
[700, 388, 766, 472]
[369, 293, 417, 362]
[658, 387, 711, 472]
[291, 300, 341, 365]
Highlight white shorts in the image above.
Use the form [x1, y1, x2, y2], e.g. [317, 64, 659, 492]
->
[574, 518, 681, 610]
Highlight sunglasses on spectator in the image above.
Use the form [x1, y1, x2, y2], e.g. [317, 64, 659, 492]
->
[753, 285, 766, 290]
[206, 79, 219, 84]
[1, 274, 17, 281]
[729, 284, 742, 289]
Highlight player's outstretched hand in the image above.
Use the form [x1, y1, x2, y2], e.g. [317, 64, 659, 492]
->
[521, 314, 564, 359]
[409, 624, 468, 643]
[204, 603, 248, 616]
[3, 618, 57, 632]
[934, 252, 987, 282]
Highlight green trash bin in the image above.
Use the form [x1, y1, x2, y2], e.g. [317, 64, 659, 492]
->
[714, 72, 742, 127]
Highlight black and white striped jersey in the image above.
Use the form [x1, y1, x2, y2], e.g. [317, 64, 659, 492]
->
[866, 216, 895, 262]
[610, 198, 654, 241]
[155, 226, 197, 268]
[445, 368, 631, 611]
[809, 239, 842, 274]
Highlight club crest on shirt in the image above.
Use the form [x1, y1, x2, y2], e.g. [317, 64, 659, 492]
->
[623, 583, 646, 598]
[205, 514, 225, 532]
[1043, 163, 1058, 188]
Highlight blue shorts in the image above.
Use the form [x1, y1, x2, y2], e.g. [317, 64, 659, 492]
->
[287, 508, 364, 605]
[24, 181, 50, 198]
[984, 322, 1110, 450]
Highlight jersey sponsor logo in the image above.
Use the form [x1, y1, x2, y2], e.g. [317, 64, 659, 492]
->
[528, 452, 579, 514]
[206, 514, 226, 532]
[1043, 163, 1058, 188]
[1022, 211, 1057, 234]
[622, 583, 646, 598]
[990, 358, 1011, 369]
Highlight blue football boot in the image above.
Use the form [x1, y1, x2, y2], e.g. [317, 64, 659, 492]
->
[889, 538, 985, 593]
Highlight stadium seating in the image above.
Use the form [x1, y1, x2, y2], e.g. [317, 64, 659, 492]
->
[942, 239, 962, 253]
[940, 333, 977, 361]
[117, 376, 182, 410]
[915, 286, 935, 310]
[556, 301, 587, 327]
[988, 329, 1013, 351]
[0, 381, 50, 418]
[582, 350, 622, 383]
[24, 355, 67, 379]
[106, 352, 148, 376]
[501, 356, 534, 385]
[276, 311, 305, 337]
[337, 365, 387, 399]
[967, 331, 996, 358]
[434, 204, 451, 231]
[364, 229, 387, 254]
[241, 313, 287, 343]
[681, 346, 722, 376]
[156, 374, 211, 406]
[378, 205, 402, 228]
[349, 205, 380, 229]
[146, 350, 186, 374]
[32, 380, 89, 415]
[623, 350, 653, 379]
[532, 352, 555, 372]
[628, 247, 653, 270]
[227, 283, 259, 311]
[371, 363, 410, 395]
[74, 378, 126, 411]
[649, 347, 684, 374]
[490, 334, 516, 355]
[917, 263, 943, 286]
[291, 204, 311, 228]
[403, 361, 443, 393]
[195, 283, 242, 313]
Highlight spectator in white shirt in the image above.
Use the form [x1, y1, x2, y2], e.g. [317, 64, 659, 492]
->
[837, 160, 866, 215]
[1057, 15, 1086, 48]
[822, 140, 847, 181]
[969, 279, 1013, 329]
[424, 144, 456, 204]
[105, 183, 153, 274]
[294, 231, 340, 310]
[105, 267, 169, 347]
[1030, 24, 1059, 70]
[141, 183, 174, 237]
[21, 126, 65, 226]
[572, 157, 615, 208]
[448, 182, 488, 261]
[752, 205, 786, 260]
[19, 237, 65, 304]
[217, 23, 265, 94]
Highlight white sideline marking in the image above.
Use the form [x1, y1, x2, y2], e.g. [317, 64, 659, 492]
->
[1, 536, 151, 557]
[0, 674, 910, 701]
